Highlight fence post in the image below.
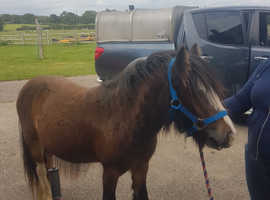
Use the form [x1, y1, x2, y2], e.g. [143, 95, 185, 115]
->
[21, 33, 25, 45]
[75, 32, 79, 43]
[35, 18, 44, 59]
[46, 30, 50, 45]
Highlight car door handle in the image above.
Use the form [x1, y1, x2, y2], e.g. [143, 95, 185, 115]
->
[254, 56, 269, 61]
[200, 55, 213, 60]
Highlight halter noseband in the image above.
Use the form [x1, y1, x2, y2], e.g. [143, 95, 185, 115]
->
[168, 57, 227, 136]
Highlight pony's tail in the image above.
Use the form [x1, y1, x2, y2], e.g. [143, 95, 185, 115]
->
[19, 121, 39, 192]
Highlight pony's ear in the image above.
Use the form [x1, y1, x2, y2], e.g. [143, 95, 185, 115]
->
[190, 44, 201, 56]
[175, 47, 191, 74]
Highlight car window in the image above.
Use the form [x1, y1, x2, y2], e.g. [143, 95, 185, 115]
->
[243, 12, 250, 32]
[206, 12, 243, 45]
[192, 11, 244, 45]
[259, 12, 270, 47]
[192, 13, 207, 40]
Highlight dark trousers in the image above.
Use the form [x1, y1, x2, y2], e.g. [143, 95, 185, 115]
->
[245, 145, 270, 200]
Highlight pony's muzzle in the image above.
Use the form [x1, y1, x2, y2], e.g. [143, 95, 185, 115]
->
[222, 130, 234, 148]
[205, 128, 234, 150]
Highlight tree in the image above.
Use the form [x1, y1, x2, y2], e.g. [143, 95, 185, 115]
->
[80, 10, 97, 24]
[11, 15, 22, 24]
[49, 14, 60, 24]
[0, 18, 4, 31]
[37, 16, 50, 24]
[60, 11, 79, 25]
[21, 13, 35, 24]
[1, 14, 12, 23]
[105, 9, 117, 12]
[1, 14, 21, 24]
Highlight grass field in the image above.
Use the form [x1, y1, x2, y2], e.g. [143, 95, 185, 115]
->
[0, 43, 96, 81]
[0, 24, 95, 45]
[3, 24, 41, 31]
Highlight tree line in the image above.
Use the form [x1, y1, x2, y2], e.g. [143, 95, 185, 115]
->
[0, 10, 97, 31]
[0, 19, 3, 31]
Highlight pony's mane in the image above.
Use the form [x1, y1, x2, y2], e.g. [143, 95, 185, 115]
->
[100, 50, 225, 131]
[101, 51, 176, 106]
[102, 51, 175, 91]
[102, 50, 224, 100]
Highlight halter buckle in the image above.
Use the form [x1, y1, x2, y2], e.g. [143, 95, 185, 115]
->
[195, 118, 206, 130]
[170, 99, 180, 107]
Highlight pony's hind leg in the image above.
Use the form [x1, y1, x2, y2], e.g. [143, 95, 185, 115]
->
[131, 162, 149, 200]
[21, 133, 53, 200]
[36, 162, 53, 200]
[30, 144, 53, 200]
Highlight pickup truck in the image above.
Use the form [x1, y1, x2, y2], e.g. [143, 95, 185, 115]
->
[94, 6, 270, 96]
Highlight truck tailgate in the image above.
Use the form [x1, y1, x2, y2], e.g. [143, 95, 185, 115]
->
[95, 42, 174, 81]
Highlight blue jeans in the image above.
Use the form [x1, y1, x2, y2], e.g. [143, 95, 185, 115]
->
[245, 145, 270, 200]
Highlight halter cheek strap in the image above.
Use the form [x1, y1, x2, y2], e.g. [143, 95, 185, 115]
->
[168, 58, 227, 136]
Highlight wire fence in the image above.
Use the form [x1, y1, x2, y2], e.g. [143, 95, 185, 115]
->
[0, 30, 96, 45]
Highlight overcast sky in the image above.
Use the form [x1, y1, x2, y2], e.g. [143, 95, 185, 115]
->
[0, 0, 270, 15]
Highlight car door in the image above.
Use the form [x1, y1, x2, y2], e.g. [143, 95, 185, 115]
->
[249, 10, 270, 76]
[184, 9, 250, 96]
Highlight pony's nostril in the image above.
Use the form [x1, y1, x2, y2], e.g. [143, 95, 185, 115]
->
[209, 137, 220, 146]
[228, 130, 235, 138]
[224, 131, 234, 146]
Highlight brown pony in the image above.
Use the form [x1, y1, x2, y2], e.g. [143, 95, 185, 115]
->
[17, 46, 235, 200]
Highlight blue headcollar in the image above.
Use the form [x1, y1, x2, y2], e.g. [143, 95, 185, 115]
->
[168, 58, 227, 136]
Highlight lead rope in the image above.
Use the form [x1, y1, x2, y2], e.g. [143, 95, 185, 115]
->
[199, 148, 214, 200]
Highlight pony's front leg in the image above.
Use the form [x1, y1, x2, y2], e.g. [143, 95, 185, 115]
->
[131, 162, 149, 200]
[102, 166, 122, 200]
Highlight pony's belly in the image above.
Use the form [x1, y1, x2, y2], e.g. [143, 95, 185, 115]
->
[45, 136, 98, 163]
[54, 150, 98, 163]
[37, 125, 98, 163]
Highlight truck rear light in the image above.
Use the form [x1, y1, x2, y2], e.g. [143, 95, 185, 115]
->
[95, 47, 104, 60]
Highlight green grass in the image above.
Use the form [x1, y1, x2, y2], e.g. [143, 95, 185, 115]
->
[0, 43, 96, 81]
[4, 24, 20, 31]
[4, 24, 33, 31]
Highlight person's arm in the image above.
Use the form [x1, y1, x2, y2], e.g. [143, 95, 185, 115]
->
[224, 60, 269, 121]
[224, 85, 252, 122]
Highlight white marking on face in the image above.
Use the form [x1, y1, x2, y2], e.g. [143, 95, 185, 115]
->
[197, 80, 236, 134]
[209, 91, 236, 134]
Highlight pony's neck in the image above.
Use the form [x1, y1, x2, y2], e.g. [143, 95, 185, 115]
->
[96, 65, 172, 139]
[131, 77, 171, 136]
